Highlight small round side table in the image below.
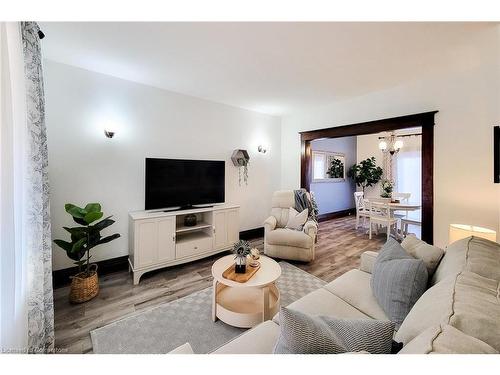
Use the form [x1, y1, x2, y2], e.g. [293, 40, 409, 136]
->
[211, 255, 281, 328]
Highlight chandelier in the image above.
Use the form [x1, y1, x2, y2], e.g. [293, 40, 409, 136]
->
[378, 133, 404, 155]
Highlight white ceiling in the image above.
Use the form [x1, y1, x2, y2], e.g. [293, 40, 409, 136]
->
[40, 22, 492, 116]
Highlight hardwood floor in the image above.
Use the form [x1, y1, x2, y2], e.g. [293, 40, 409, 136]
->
[53, 215, 385, 353]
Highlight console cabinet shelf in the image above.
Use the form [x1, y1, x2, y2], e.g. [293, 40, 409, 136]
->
[128, 205, 240, 284]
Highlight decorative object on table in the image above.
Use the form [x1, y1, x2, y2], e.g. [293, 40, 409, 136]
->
[183, 214, 197, 227]
[448, 224, 497, 244]
[54, 203, 120, 303]
[222, 261, 261, 282]
[231, 149, 250, 186]
[232, 240, 251, 273]
[347, 157, 383, 193]
[326, 156, 345, 179]
[380, 179, 394, 198]
[250, 248, 260, 267]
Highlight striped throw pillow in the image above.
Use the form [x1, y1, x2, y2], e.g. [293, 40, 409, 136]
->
[274, 307, 395, 354]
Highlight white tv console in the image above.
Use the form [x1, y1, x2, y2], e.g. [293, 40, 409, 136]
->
[128, 204, 240, 284]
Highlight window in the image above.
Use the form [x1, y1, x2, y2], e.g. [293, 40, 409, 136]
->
[312, 151, 346, 182]
[313, 152, 326, 180]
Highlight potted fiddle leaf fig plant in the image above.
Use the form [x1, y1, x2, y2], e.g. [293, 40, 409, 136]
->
[54, 203, 120, 303]
[347, 157, 383, 192]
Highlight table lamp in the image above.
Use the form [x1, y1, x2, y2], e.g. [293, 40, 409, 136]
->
[449, 224, 497, 244]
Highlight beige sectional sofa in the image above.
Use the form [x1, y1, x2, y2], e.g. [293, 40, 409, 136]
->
[212, 236, 500, 354]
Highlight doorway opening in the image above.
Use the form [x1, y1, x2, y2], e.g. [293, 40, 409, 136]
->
[300, 111, 436, 243]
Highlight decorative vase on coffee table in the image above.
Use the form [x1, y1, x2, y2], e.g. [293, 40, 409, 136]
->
[232, 240, 251, 273]
[235, 256, 247, 273]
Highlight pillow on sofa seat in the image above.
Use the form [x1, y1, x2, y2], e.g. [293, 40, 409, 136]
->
[401, 234, 444, 276]
[371, 238, 428, 329]
[273, 307, 395, 354]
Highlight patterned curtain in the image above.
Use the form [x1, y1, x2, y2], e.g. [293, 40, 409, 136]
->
[21, 21, 54, 353]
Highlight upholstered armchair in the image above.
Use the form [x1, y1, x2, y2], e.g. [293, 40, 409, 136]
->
[263, 190, 318, 262]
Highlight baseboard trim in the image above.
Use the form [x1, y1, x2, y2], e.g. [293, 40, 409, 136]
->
[52, 255, 129, 289]
[53, 227, 265, 289]
[317, 208, 355, 222]
[239, 227, 264, 240]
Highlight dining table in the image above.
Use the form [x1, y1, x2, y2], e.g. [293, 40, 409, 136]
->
[364, 198, 421, 213]
[363, 198, 422, 238]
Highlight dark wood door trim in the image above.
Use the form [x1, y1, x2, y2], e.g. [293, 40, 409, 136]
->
[300, 111, 437, 244]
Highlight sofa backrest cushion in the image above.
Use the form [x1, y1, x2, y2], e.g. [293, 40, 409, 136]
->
[431, 236, 500, 285]
[395, 271, 500, 351]
[371, 238, 428, 328]
[399, 324, 498, 354]
[401, 234, 444, 277]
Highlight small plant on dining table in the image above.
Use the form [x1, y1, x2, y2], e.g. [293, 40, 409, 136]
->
[232, 240, 251, 273]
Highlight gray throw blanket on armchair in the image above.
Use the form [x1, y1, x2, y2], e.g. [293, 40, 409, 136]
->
[294, 189, 318, 226]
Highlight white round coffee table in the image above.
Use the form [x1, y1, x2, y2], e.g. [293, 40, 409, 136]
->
[211, 255, 281, 328]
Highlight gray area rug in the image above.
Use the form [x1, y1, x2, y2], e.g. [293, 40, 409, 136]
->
[91, 262, 325, 354]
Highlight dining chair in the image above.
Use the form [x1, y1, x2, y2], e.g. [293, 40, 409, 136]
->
[354, 191, 370, 229]
[401, 217, 422, 237]
[392, 192, 412, 222]
[368, 201, 399, 240]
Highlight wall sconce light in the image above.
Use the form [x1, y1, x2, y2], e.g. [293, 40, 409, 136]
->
[104, 129, 115, 138]
[258, 145, 267, 154]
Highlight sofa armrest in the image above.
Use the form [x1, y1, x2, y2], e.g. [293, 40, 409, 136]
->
[359, 251, 379, 274]
[303, 220, 318, 238]
[264, 215, 277, 232]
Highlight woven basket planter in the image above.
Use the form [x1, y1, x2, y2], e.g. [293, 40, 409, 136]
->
[69, 264, 99, 303]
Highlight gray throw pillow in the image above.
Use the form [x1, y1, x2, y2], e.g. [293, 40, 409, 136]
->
[371, 237, 428, 329]
[273, 307, 395, 354]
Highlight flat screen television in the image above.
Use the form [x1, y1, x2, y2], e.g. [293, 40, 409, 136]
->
[145, 158, 225, 210]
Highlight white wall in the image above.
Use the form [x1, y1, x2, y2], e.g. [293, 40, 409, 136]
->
[281, 26, 500, 248]
[356, 131, 422, 198]
[310, 137, 356, 214]
[355, 133, 384, 196]
[45, 61, 281, 270]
